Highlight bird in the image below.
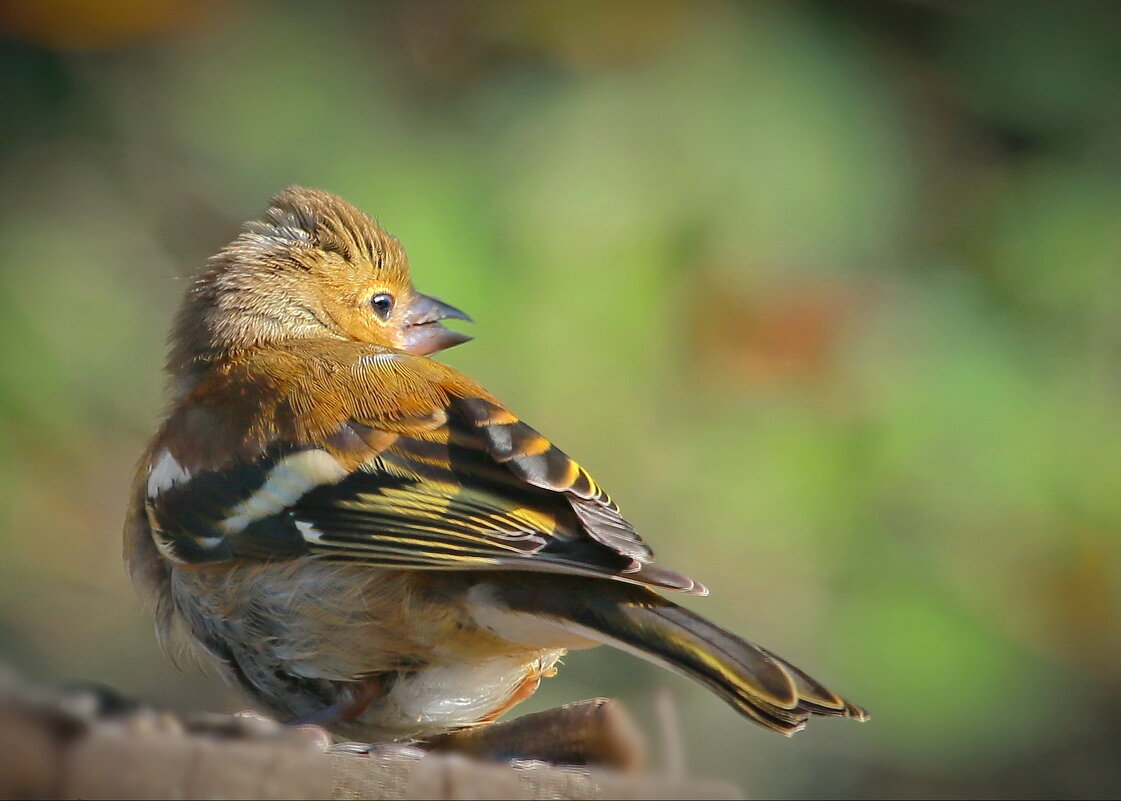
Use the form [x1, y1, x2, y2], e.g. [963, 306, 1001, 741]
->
[125, 186, 868, 745]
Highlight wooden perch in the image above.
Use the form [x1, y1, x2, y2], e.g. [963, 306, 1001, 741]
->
[0, 666, 741, 800]
[426, 697, 645, 771]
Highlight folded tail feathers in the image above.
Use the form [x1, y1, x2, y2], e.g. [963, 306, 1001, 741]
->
[487, 578, 868, 735]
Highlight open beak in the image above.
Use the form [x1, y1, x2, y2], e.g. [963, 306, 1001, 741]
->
[400, 292, 473, 355]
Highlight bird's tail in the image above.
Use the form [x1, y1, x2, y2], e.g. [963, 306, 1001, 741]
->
[489, 578, 869, 735]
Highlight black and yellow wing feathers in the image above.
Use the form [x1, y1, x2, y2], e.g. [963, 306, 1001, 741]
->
[145, 348, 705, 595]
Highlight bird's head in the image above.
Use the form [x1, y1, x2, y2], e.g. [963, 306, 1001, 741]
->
[168, 186, 472, 377]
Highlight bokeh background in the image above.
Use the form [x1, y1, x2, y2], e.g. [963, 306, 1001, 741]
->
[2, 0, 1121, 797]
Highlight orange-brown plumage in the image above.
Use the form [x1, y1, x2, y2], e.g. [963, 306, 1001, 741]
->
[126, 187, 867, 743]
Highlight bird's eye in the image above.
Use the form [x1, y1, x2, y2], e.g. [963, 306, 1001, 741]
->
[370, 293, 394, 320]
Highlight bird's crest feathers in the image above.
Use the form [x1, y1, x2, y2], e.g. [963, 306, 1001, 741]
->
[247, 186, 402, 270]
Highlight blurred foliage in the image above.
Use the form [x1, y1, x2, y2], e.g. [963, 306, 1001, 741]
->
[1, 1, 1120, 797]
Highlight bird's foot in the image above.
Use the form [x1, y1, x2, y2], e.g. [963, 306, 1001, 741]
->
[328, 741, 427, 758]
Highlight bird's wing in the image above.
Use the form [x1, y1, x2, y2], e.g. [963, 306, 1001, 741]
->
[144, 349, 706, 595]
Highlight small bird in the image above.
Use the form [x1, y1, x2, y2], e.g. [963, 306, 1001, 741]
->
[125, 187, 867, 744]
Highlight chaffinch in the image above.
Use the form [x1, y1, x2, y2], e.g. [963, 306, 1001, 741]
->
[125, 187, 868, 743]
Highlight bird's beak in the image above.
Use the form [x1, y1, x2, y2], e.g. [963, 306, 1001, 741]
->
[400, 292, 473, 355]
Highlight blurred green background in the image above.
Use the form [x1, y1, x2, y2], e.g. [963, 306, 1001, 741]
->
[2, 0, 1120, 797]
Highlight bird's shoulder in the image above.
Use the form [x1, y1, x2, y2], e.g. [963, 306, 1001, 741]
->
[156, 341, 491, 470]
